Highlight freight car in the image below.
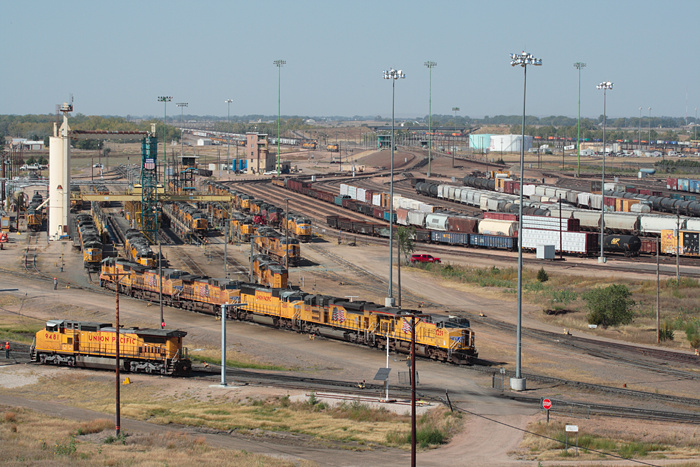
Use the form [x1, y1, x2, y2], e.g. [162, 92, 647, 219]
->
[30, 319, 191, 375]
[98, 259, 478, 365]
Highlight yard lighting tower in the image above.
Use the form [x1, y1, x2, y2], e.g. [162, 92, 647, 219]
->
[648, 107, 652, 148]
[157, 96, 172, 173]
[695, 107, 698, 141]
[638, 106, 642, 153]
[424, 61, 437, 177]
[177, 102, 188, 162]
[509, 51, 541, 392]
[596, 81, 613, 263]
[225, 99, 233, 173]
[383, 67, 405, 307]
[274, 60, 286, 176]
[574, 62, 586, 176]
[452, 106, 460, 168]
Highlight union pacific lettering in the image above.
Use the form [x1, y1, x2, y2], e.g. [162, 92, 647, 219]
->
[87, 334, 137, 345]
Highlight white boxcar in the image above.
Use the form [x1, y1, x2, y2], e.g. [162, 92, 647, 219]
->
[535, 185, 547, 197]
[577, 192, 591, 208]
[348, 185, 357, 200]
[447, 186, 457, 201]
[523, 184, 537, 197]
[372, 194, 382, 206]
[437, 184, 450, 199]
[425, 212, 450, 231]
[589, 194, 603, 210]
[339, 184, 349, 196]
[640, 215, 686, 236]
[684, 218, 700, 231]
[407, 210, 427, 228]
[478, 219, 518, 236]
[357, 187, 366, 202]
[522, 229, 593, 254]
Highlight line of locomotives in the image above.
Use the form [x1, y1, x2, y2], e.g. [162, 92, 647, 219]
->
[30, 318, 192, 375]
[205, 180, 313, 243]
[98, 257, 479, 364]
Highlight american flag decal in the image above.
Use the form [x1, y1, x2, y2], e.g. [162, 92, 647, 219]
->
[332, 307, 345, 323]
[402, 318, 412, 334]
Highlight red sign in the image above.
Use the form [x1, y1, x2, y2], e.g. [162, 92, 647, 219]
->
[542, 399, 552, 410]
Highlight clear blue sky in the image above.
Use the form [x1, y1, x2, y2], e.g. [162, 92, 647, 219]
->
[3, 0, 699, 121]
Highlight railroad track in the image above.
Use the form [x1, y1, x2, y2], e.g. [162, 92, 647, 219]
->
[23, 232, 39, 273]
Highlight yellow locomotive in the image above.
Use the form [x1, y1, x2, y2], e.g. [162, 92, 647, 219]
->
[253, 226, 300, 266]
[75, 213, 103, 270]
[101, 257, 240, 315]
[162, 202, 208, 242]
[30, 319, 191, 375]
[251, 254, 288, 288]
[25, 192, 45, 231]
[98, 258, 479, 364]
[124, 229, 157, 267]
[238, 285, 478, 364]
[284, 213, 312, 242]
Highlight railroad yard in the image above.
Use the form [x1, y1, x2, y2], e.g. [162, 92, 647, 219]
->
[2, 140, 700, 466]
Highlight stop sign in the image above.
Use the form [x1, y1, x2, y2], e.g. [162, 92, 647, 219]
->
[542, 398, 552, 410]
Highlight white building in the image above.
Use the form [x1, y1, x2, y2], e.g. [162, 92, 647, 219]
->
[489, 134, 533, 152]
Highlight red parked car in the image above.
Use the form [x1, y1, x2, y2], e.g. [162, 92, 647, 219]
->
[410, 254, 441, 264]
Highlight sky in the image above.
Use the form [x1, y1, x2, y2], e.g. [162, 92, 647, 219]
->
[3, 0, 699, 121]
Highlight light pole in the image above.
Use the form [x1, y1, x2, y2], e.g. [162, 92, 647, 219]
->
[510, 51, 541, 392]
[157, 96, 172, 171]
[424, 61, 436, 177]
[574, 62, 586, 176]
[383, 68, 405, 307]
[597, 81, 613, 263]
[648, 107, 652, 149]
[695, 107, 698, 142]
[225, 99, 233, 174]
[452, 107, 459, 168]
[637, 106, 642, 154]
[274, 59, 286, 176]
[177, 102, 188, 172]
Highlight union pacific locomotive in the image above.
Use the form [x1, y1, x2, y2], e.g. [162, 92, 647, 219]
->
[99, 260, 478, 364]
[30, 319, 191, 375]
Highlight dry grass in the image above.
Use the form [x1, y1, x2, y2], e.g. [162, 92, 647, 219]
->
[426, 261, 700, 350]
[0, 405, 312, 466]
[5, 372, 449, 450]
[519, 418, 700, 462]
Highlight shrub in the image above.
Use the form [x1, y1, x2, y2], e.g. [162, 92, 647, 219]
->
[583, 284, 635, 327]
[537, 267, 549, 282]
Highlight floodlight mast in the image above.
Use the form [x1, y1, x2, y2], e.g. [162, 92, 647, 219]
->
[596, 81, 613, 263]
[424, 61, 437, 177]
[382, 68, 405, 307]
[274, 60, 286, 176]
[573, 62, 586, 177]
[509, 51, 541, 392]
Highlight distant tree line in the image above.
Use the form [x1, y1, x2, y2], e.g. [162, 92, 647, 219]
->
[1, 113, 696, 146]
